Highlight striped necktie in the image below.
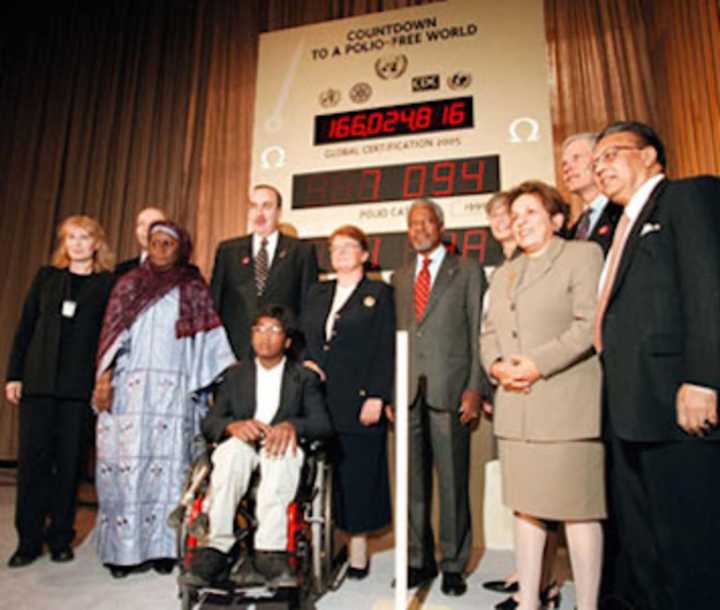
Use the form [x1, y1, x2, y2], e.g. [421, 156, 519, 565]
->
[255, 237, 269, 296]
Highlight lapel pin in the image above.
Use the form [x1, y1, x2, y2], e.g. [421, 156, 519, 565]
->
[279, 249, 287, 259]
[597, 224, 610, 236]
[363, 296, 376, 307]
[241, 256, 250, 265]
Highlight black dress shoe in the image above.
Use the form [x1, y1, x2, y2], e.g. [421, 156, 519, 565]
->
[50, 547, 74, 563]
[106, 564, 133, 578]
[495, 596, 519, 610]
[347, 561, 370, 580]
[483, 578, 520, 594]
[441, 571, 467, 596]
[152, 558, 176, 574]
[8, 550, 40, 568]
[406, 563, 438, 589]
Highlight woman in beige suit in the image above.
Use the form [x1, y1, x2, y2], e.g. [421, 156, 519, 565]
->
[481, 180, 605, 610]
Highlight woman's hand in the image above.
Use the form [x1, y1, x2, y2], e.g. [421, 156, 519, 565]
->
[92, 371, 114, 412]
[507, 355, 541, 387]
[303, 360, 326, 382]
[359, 397, 383, 426]
[5, 382, 22, 405]
[491, 356, 541, 394]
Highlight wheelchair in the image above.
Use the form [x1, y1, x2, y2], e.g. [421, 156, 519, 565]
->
[172, 438, 346, 610]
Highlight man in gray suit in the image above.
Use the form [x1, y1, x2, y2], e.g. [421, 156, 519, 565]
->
[391, 199, 489, 596]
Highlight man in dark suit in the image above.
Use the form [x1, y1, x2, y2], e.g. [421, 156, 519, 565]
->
[594, 121, 720, 610]
[191, 305, 332, 585]
[114, 206, 166, 276]
[210, 184, 318, 359]
[562, 132, 623, 256]
[392, 199, 489, 596]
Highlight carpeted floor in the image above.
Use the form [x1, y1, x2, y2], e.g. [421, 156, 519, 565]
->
[0, 469, 577, 609]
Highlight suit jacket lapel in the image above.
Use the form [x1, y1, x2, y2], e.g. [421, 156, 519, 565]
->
[419, 251, 458, 325]
[264, 233, 290, 294]
[513, 238, 564, 297]
[608, 179, 667, 304]
[273, 362, 299, 424]
[238, 360, 257, 420]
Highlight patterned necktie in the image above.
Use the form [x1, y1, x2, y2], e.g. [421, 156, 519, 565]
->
[575, 208, 593, 240]
[255, 237, 269, 296]
[414, 256, 432, 322]
[594, 213, 631, 352]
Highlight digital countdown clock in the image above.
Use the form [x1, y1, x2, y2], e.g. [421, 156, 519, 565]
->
[292, 155, 499, 209]
[314, 97, 474, 145]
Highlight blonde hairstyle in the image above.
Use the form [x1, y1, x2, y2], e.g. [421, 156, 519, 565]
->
[51, 215, 115, 272]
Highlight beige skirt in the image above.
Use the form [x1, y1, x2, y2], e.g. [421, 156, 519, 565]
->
[498, 438, 606, 520]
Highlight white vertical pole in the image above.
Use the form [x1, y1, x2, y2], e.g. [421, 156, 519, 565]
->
[394, 330, 409, 610]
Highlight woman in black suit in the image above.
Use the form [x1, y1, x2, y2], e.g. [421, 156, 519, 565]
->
[302, 225, 395, 579]
[5, 215, 115, 568]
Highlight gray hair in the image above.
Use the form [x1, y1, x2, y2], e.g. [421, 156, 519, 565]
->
[561, 132, 598, 152]
[407, 198, 444, 226]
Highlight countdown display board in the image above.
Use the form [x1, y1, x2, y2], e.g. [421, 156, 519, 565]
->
[252, 0, 555, 248]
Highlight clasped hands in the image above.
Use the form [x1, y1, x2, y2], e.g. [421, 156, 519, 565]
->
[490, 354, 541, 394]
[226, 419, 298, 457]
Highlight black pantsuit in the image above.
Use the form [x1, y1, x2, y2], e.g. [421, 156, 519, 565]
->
[7, 266, 114, 556]
[16, 398, 91, 554]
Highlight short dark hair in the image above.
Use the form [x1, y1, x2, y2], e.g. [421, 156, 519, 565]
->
[506, 180, 570, 231]
[252, 184, 283, 208]
[596, 121, 666, 169]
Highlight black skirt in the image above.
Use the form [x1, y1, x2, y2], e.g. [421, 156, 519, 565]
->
[332, 432, 392, 534]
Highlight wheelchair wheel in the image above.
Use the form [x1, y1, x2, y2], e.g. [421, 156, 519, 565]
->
[310, 458, 334, 594]
[180, 586, 198, 610]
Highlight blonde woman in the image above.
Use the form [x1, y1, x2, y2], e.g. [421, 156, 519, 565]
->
[5, 215, 115, 568]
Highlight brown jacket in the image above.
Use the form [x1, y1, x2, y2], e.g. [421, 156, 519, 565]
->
[481, 237, 603, 441]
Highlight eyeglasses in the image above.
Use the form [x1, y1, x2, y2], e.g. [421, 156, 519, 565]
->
[252, 324, 284, 335]
[592, 145, 644, 172]
[329, 243, 362, 253]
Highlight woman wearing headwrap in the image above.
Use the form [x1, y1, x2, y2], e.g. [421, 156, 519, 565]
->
[92, 221, 235, 578]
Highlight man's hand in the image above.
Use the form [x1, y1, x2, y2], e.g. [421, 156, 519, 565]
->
[5, 381, 22, 405]
[264, 421, 298, 457]
[459, 389, 481, 425]
[92, 371, 113, 412]
[226, 419, 271, 444]
[359, 398, 383, 426]
[676, 383, 718, 436]
[302, 360, 326, 382]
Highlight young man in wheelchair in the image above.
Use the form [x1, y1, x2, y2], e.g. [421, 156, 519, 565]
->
[189, 305, 332, 586]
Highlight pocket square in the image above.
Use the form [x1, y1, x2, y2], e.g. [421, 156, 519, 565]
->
[640, 222, 661, 236]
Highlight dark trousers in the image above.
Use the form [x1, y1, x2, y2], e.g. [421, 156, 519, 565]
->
[606, 426, 720, 610]
[16, 396, 90, 554]
[408, 394, 471, 573]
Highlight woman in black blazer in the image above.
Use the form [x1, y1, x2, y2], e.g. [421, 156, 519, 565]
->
[302, 225, 395, 579]
[5, 215, 115, 568]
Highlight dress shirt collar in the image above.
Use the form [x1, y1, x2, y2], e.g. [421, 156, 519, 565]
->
[414, 243, 446, 287]
[252, 230, 279, 263]
[624, 174, 665, 228]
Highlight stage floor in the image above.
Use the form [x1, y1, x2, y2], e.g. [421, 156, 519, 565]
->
[0, 469, 577, 609]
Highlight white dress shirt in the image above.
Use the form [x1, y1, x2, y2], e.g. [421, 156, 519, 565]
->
[583, 194, 610, 235]
[254, 356, 286, 424]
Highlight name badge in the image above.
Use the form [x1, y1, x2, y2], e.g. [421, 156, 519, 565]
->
[61, 300, 77, 318]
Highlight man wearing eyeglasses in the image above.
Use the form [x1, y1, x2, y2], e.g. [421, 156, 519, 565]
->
[593, 121, 720, 610]
[562, 132, 623, 256]
[189, 305, 332, 586]
[210, 184, 318, 359]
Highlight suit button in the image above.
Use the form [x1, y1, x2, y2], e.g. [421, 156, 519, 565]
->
[323, 344, 330, 352]
[510, 303, 516, 311]
[511, 330, 518, 338]
[359, 389, 367, 397]
[335, 313, 341, 320]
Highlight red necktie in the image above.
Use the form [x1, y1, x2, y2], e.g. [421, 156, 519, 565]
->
[414, 256, 431, 321]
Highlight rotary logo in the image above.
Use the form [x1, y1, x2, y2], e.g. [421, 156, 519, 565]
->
[374, 54, 409, 80]
[318, 88, 341, 108]
[349, 82, 373, 104]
